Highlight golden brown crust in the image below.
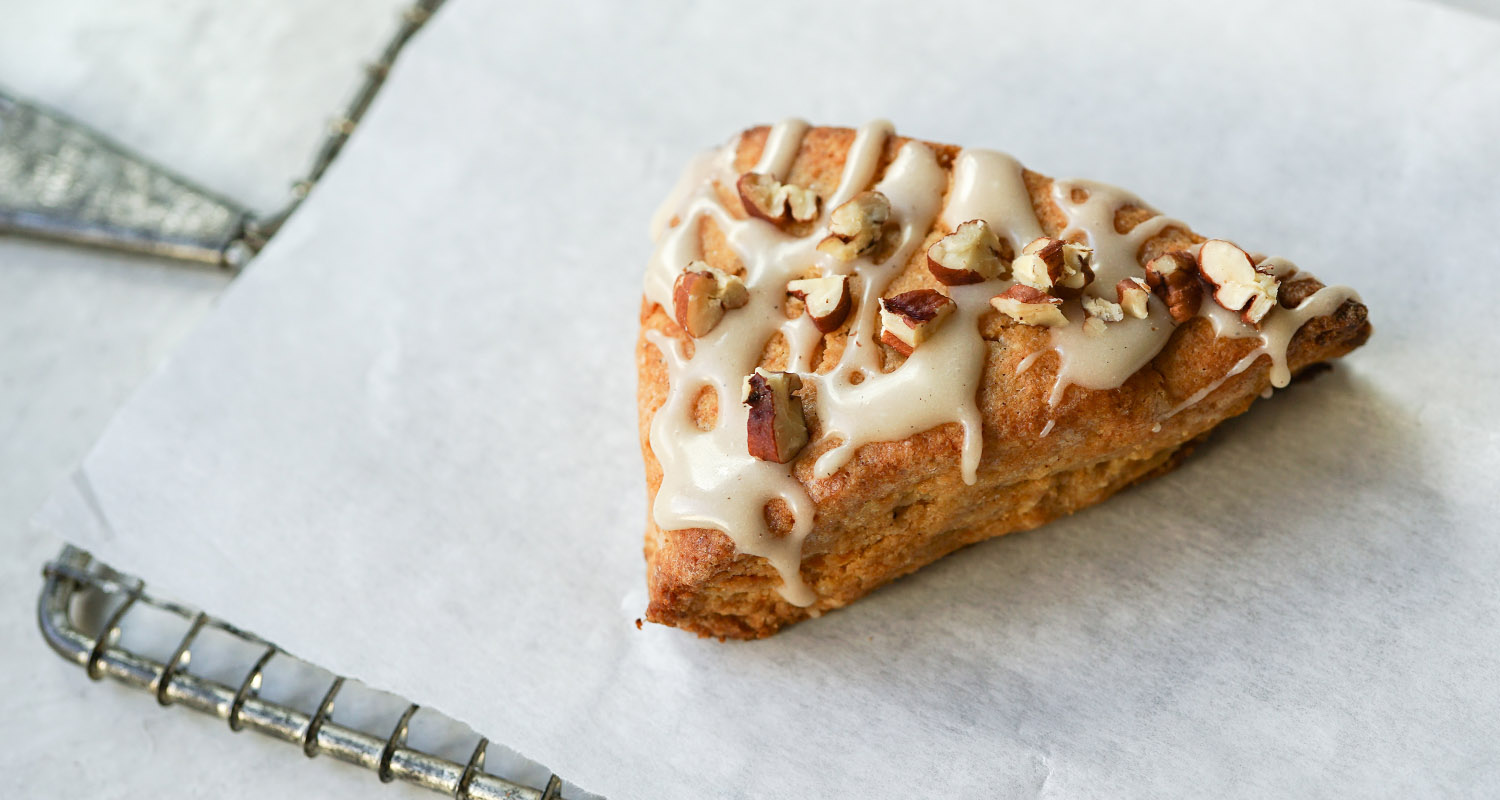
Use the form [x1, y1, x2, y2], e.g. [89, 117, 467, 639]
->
[638, 126, 1372, 639]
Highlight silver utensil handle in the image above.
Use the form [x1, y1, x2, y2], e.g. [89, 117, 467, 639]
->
[0, 91, 251, 267]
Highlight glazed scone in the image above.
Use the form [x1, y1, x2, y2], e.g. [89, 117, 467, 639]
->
[637, 121, 1370, 640]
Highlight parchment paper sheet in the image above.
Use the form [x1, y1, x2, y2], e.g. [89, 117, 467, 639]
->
[38, 1, 1500, 796]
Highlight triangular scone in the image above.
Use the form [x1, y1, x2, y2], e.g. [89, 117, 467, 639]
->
[637, 121, 1370, 639]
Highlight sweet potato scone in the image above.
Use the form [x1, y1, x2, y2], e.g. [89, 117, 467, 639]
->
[637, 120, 1370, 639]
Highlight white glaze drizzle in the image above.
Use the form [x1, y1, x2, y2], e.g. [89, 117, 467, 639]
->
[753, 118, 810, 178]
[940, 149, 1044, 250]
[1164, 283, 1362, 418]
[1043, 180, 1183, 407]
[649, 148, 721, 241]
[826, 119, 895, 210]
[808, 143, 962, 481]
[643, 119, 1358, 605]
[643, 144, 735, 310]
[643, 120, 907, 605]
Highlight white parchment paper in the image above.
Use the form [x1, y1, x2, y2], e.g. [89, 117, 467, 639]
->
[38, 0, 1500, 796]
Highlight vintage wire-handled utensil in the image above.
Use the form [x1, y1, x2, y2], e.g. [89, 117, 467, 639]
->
[13, 1, 578, 795]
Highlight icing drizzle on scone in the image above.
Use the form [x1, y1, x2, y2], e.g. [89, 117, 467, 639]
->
[643, 120, 1359, 606]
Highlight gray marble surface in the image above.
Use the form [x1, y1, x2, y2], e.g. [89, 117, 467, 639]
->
[1430, 0, 1500, 20]
[0, 0, 411, 215]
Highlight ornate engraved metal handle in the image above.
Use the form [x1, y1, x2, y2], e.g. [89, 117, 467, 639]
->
[0, 90, 251, 267]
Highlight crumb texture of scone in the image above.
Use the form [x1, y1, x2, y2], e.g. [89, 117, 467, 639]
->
[637, 120, 1370, 640]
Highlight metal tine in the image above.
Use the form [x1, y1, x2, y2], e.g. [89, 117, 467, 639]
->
[155, 611, 208, 705]
[43, 555, 267, 660]
[86, 580, 142, 680]
[43, 558, 205, 630]
[379, 703, 421, 782]
[137, 592, 207, 624]
[229, 644, 279, 732]
[202, 615, 274, 649]
[455, 738, 487, 799]
[304, 677, 346, 758]
[44, 560, 136, 596]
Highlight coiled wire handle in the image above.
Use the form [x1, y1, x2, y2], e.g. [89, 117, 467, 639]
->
[40, 545, 572, 800]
